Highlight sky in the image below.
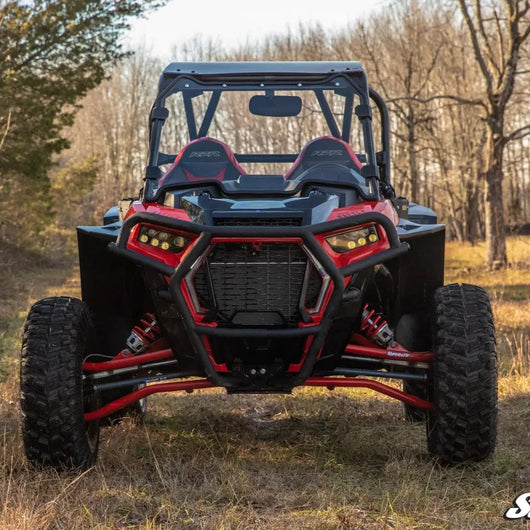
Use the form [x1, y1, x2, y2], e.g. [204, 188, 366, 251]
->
[126, 0, 385, 58]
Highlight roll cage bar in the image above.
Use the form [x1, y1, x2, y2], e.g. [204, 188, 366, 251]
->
[143, 62, 392, 201]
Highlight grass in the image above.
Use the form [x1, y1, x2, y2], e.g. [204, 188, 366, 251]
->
[0, 236, 529, 529]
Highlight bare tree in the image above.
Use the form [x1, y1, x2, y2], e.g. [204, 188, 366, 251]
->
[422, 20, 488, 243]
[60, 48, 161, 218]
[457, 0, 530, 268]
[331, 1, 453, 206]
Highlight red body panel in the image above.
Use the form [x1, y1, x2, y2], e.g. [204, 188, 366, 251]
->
[124, 201, 398, 281]
[325, 199, 399, 225]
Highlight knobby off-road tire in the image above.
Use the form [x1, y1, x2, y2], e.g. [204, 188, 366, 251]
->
[427, 283, 497, 464]
[402, 380, 428, 422]
[395, 313, 429, 422]
[20, 297, 100, 470]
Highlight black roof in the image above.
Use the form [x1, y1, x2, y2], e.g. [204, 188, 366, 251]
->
[162, 61, 364, 77]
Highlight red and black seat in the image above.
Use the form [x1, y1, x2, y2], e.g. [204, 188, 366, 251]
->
[284, 136, 362, 180]
[159, 137, 246, 187]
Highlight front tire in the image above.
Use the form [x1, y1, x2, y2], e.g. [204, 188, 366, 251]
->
[20, 297, 100, 470]
[427, 284, 497, 464]
[402, 380, 427, 422]
[395, 313, 430, 422]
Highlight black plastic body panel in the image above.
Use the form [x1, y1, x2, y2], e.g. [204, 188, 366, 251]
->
[391, 222, 445, 318]
[77, 225, 154, 356]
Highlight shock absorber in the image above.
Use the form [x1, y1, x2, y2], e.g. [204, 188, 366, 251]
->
[360, 304, 393, 347]
[125, 313, 160, 354]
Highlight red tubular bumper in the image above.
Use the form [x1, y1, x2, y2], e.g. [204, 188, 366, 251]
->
[84, 375, 431, 422]
[345, 343, 433, 363]
[84, 379, 214, 421]
[304, 377, 433, 409]
[83, 348, 174, 371]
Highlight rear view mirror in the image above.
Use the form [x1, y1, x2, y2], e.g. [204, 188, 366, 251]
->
[249, 95, 302, 117]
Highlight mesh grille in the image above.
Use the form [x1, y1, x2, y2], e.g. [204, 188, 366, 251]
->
[193, 242, 308, 325]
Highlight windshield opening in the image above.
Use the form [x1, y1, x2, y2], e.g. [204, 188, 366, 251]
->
[157, 83, 367, 176]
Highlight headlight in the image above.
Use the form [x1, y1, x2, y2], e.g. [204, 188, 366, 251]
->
[137, 226, 189, 253]
[325, 224, 380, 253]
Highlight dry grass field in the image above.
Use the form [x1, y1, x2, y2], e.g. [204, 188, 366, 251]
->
[0, 237, 529, 529]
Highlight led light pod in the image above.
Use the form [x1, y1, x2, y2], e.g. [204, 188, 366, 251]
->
[325, 224, 380, 253]
[137, 225, 189, 253]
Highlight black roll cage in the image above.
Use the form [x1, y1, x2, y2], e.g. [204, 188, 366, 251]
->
[143, 63, 392, 202]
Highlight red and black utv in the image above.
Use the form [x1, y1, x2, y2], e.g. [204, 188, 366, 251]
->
[20, 62, 497, 470]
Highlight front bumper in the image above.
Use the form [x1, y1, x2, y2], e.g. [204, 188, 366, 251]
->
[110, 212, 408, 390]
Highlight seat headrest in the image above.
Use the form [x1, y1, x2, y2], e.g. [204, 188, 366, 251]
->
[301, 137, 360, 167]
[284, 136, 362, 179]
[180, 138, 232, 163]
[158, 137, 246, 187]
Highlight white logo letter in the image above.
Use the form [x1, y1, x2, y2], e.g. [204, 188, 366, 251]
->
[505, 493, 530, 519]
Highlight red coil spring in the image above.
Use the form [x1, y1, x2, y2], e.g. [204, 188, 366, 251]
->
[131, 313, 160, 345]
[360, 304, 388, 341]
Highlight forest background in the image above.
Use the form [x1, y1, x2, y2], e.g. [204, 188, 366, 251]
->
[0, 0, 529, 270]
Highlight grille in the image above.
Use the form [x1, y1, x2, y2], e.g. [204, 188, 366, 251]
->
[193, 242, 308, 325]
[213, 217, 302, 227]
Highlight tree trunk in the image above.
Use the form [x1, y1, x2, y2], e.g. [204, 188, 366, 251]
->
[484, 123, 507, 269]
